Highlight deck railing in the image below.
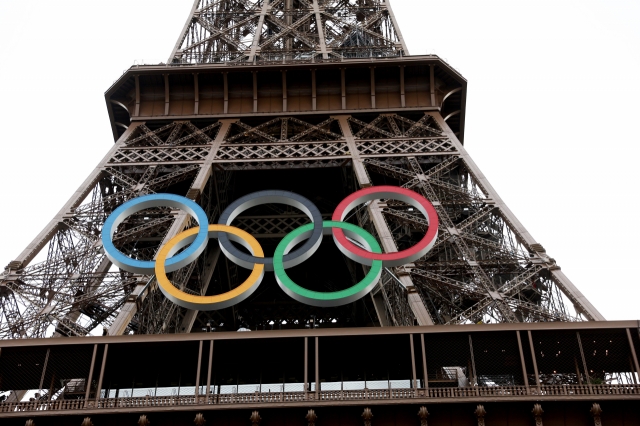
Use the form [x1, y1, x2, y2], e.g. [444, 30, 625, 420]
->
[2, 384, 639, 413]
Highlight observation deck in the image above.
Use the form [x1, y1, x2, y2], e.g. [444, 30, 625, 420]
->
[1, 321, 639, 424]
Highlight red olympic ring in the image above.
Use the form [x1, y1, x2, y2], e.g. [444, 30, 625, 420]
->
[331, 186, 439, 267]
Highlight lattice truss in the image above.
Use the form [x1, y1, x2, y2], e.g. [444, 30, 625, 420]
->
[0, 122, 221, 339]
[0, 113, 596, 339]
[170, 0, 407, 64]
[215, 114, 456, 170]
[358, 154, 588, 325]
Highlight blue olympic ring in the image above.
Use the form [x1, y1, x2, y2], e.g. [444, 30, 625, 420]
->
[101, 193, 209, 275]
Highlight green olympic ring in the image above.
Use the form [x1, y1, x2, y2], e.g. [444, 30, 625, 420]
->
[274, 221, 383, 307]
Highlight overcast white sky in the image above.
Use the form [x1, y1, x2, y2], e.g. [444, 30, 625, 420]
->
[0, 0, 638, 321]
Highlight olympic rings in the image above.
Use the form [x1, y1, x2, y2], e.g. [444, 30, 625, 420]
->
[274, 221, 382, 307]
[156, 225, 265, 311]
[101, 186, 438, 311]
[102, 193, 209, 274]
[332, 186, 439, 267]
[217, 190, 323, 271]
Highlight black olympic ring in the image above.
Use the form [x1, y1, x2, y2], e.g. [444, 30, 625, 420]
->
[217, 190, 324, 272]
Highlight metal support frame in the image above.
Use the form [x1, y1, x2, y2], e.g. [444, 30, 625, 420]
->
[527, 331, 541, 393]
[0, 107, 606, 337]
[84, 344, 98, 406]
[193, 73, 199, 115]
[370, 67, 376, 109]
[171, 0, 406, 64]
[282, 71, 288, 112]
[0, 3, 604, 335]
[627, 328, 640, 381]
[409, 334, 417, 388]
[315, 337, 319, 396]
[206, 340, 213, 396]
[195, 340, 203, 396]
[304, 337, 308, 393]
[430, 112, 605, 322]
[516, 331, 529, 393]
[336, 115, 434, 326]
[95, 344, 108, 402]
[420, 334, 428, 390]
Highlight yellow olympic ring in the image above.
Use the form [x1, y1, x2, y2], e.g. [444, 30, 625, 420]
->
[155, 225, 265, 311]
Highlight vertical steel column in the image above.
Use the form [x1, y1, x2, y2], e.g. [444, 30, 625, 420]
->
[282, 70, 287, 112]
[468, 335, 477, 386]
[84, 344, 98, 406]
[626, 328, 640, 384]
[304, 337, 309, 393]
[335, 115, 435, 326]
[134, 75, 141, 116]
[195, 340, 203, 397]
[420, 334, 428, 390]
[223, 72, 229, 114]
[409, 334, 417, 389]
[193, 73, 199, 115]
[253, 72, 258, 113]
[576, 332, 591, 391]
[206, 340, 214, 397]
[311, 69, 317, 111]
[516, 331, 529, 393]
[370, 67, 376, 108]
[38, 348, 50, 394]
[95, 344, 109, 402]
[399, 65, 405, 107]
[315, 336, 319, 396]
[527, 331, 541, 393]
[163, 74, 170, 115]
[428, 65, 436, 107]
[340, 69, 346, 110]
[574, 357, 583, 385]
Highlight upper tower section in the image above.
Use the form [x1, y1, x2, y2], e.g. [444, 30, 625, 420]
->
[169, 0, 408, 64]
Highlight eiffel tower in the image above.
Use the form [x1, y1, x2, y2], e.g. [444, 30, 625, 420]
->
[0, 0, 604, 339]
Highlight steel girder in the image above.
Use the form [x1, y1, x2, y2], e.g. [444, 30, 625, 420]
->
[169, 0, 408, 64]
[0, 112, 604, 339]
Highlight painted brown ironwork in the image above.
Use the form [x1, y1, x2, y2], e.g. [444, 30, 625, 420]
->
[169, 0, 408, 64]
[0, 0, 606, 340]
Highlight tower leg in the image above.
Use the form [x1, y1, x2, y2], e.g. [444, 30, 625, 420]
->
[337, 115, 435, 326]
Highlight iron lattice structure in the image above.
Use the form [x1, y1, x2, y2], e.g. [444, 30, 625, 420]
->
[0, 0, 605, 340]
[169, 0, 407, 63]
